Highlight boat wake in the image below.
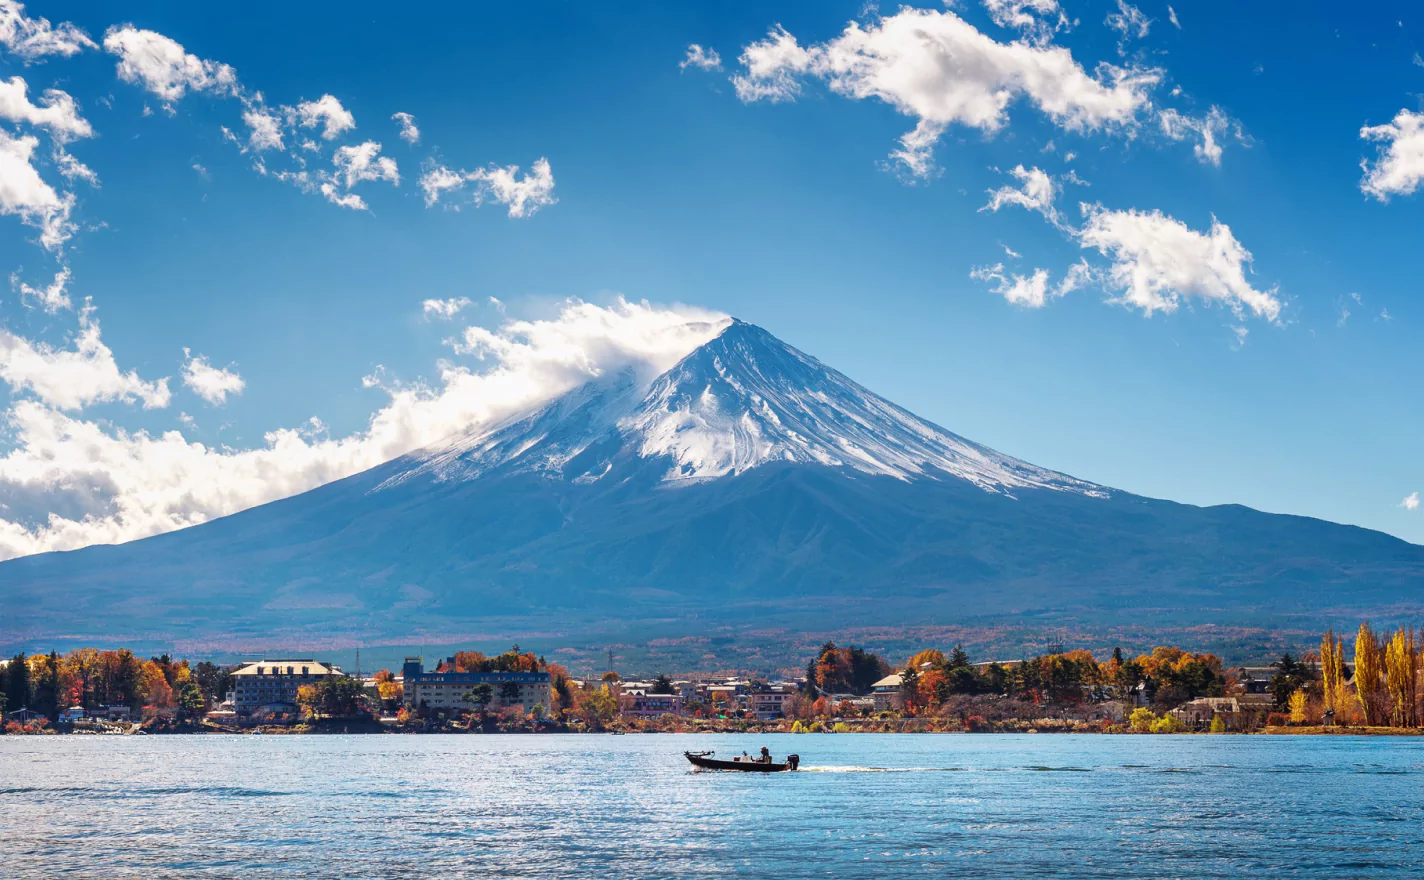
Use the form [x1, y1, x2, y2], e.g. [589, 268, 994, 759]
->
[803, 766, 967, 773]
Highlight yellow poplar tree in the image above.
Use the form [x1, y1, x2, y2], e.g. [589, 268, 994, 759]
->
[1320, 629, 1345, 715]
[1288, 689, 1308, 724]
[1354, 622, 1383, 726]
[1382, 627, 1418, 728]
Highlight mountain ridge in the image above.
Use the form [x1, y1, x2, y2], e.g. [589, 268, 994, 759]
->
[2, 319, 1422, 653]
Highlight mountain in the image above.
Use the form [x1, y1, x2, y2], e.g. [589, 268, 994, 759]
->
[3, 319, 1423, 655]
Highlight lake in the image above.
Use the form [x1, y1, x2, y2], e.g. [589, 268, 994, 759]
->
[2, 733, 1421, 878]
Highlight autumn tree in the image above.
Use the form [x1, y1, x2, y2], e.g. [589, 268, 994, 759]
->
[372, 669, 403, 710]
[812, 643, 890, 694]
[1320, 629, 1346, 716]
[575, 684, 619, 730]
[906, 649, 946, 669]
[1288, 689, 1308, 724]
[297, 677, 366, 718]
[27, 652, 60, 719]
[1382, 627, 1418, 728]
[1354, 622, 1384, 725]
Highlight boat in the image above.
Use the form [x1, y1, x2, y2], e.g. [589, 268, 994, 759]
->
[684, 750, 800, 772]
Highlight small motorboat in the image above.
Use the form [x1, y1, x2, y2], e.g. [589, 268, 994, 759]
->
[685, 750, 800, 772]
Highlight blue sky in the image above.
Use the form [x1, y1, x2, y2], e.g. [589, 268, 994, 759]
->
[0, 0, 1422, 556]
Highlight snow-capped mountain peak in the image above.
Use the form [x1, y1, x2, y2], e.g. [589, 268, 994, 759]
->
[385, 319, 1107, 498]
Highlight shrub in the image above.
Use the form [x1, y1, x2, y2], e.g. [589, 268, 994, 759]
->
[832, 721, 851, 733]
[964, 714, 990, 732]
[1151, 714, 1186, 734]
[1266, 712, 1289, 727]
[1128, 707, 1157, 733]
[1208, 715, 1226, 734]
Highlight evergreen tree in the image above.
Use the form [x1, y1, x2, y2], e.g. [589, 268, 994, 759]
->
[5, 653, 30, 712]
[947, 645, 970, 670]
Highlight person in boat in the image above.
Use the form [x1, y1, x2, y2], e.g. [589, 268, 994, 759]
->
[759, 746, 771, 764]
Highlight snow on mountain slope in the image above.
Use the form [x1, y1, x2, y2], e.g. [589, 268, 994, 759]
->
[381, 319, 1108, 498]
[626, 321, 1107, 495]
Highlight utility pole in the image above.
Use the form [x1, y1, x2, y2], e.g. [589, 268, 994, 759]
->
[607, 647, 615, 673]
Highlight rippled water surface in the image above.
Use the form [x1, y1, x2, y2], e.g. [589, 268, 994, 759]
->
[3, 733, 1423, 878]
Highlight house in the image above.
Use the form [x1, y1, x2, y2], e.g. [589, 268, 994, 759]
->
[231, 659, 344, 714]
[1091, 700, 1126, 723]
[1170, 696, 1242, 730]
[871, 674, 904, 711]
[401, 657, 552, 713]
[5, 707, 42, 724]
[58, 706, 86, 723]
[1230, 666, 1276, 695]
[749, 688, 796, 720]
[620, 691, 683, 717]
[704, 685, 742, 711]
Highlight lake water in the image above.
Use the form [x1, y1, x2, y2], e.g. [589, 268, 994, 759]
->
[2, 733, 1422, 878]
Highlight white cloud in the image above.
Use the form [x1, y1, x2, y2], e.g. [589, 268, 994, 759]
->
[1075, 205, 1281, 320]
[1159, 106, 1237, 166]
[293, 94, 355, 140]
[332, 140, 399, 188]
[0, 76, 92, 142]
[0, 129, 74, 251]
[0, 298, 728, 559]
[982, 0, 1070, 44]
[181, 349, 244, 405]
[1168, 6, 1181, 28]
[269, 143, 399, 210]
[732, 9, 1159, 177]
[681, 44, 723, 71]
[1403, 491, 1420, 511]
[970, 263, 1058, 307]
[53, 145, 98, 186]
[103, 25, 239, 104]
[11, 265, 70, 312]
[419, 162, 466, 207]
[469, 158, 556, 218]
[0, 0, 96, 62]
[423, 297, 473, 320]
[0, 304, 170, 410]
[242, 105, 284, 151]
[319, 183, 367, 211]
[421, 157, 557, 217]
[732, 26, 814, 102]
[981, 164, 1065, 227]
[1360, 109, 1424, 201]
[1105, 0, 1151, 41]
[392, 111, 419, 144]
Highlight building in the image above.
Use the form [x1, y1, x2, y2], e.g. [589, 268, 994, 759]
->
[402, 657, 552, 713]
[231, 659, 344, 713]
[1171, 696, 1243, 730]
[749, 688, 796, 720]
[620, 691, 683, 717]
[871, 674, 904, 711]
[1231, 666, 1276, 695]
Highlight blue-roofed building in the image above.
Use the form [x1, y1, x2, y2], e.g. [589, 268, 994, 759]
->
[402, 657, 552, 713]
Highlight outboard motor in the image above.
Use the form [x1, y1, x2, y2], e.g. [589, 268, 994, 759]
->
[787, 754, 800, 771]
